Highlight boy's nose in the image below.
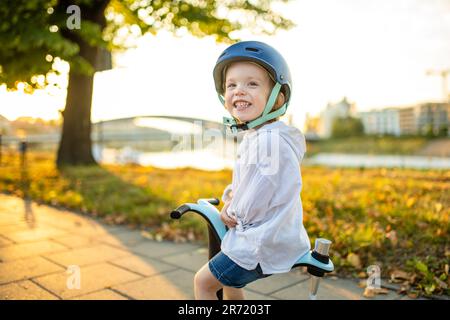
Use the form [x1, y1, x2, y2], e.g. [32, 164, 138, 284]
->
[234, 85, 246, 95]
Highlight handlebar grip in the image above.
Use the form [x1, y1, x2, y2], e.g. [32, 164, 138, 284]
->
[206, 198, 220, 206]
[170, 204, 191, 219]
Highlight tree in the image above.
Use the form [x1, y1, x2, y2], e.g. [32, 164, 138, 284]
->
[438, 124, 448, 137]
[0, 0, 294, 167]
[331, 116, 364, 138]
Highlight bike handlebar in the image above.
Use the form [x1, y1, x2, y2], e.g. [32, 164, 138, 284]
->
[170, 198, 220, 219]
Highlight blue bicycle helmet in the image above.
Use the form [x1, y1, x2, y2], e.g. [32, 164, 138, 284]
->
[213, 41, 292, 132]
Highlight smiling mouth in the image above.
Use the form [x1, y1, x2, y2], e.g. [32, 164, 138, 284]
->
[234, 101, 252, 111]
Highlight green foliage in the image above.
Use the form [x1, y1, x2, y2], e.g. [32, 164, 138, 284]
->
[0, 0, 79, 88]
[0, 0, 294, 90]
[438, 125, 448, 137]
[306, 136, 429, 156]
[331, 117, 365, 138]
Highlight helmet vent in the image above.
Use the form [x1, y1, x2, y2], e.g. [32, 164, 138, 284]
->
[245, 47, 259, 53]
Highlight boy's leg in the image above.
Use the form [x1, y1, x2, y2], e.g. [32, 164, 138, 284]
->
[223, 287, 245, 300]
[194, 262, 223, 300]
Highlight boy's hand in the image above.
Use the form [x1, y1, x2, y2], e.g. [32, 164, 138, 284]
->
[220, 200, 237, 228]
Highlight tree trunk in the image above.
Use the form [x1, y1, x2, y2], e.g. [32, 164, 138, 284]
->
[56, 1, 110, 167]
[57, 41, 97, 167]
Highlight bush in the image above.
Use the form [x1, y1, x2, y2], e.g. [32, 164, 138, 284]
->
[331, 117, 365, 138]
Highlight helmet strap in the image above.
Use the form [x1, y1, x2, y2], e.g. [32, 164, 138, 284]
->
[220, 82, 288, 133]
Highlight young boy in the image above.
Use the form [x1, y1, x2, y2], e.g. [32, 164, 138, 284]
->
[194, 41, 311, 300]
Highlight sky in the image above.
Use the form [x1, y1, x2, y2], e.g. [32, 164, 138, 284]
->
[1, 0, 449, 129]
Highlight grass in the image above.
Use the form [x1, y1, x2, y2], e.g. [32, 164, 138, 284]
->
[305, 136, 430, 156]
[0, 151, 448, 297]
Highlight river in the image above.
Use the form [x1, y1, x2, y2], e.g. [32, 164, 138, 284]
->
[93, 146, 450, 170]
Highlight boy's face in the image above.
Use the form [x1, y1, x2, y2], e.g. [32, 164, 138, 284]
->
[224, 61, 272, 123]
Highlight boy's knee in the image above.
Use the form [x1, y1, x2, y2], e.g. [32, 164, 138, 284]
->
[194, 269, 217, 291]
[194, 270, 207, 289]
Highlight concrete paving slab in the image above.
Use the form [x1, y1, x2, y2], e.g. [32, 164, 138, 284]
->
[51, 234, 100, 249]
[71, 289, 129, 300]
[0, 256, 64, 285]
[130, 240, 200, 259]
[243, 289, 277, 300]
[2, 227, 69, 243]
[0, 223, 34, 235]
[98, 230, 147, 249]
[0, 235, 14, 247]
[112, 269, 195, 300]
[33, 262, 142, 299]
[44, 244, 131, 267]
[0, 280, 59, 300]
[110, 255, 177, 277]
[270, 276, 404, 300]
[160, 247, 209, 272]
[246, 268, 310, 295]
[0, 239, 68, 262]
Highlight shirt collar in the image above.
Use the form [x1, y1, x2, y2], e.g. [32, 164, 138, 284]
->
[244, 120, 283, 139]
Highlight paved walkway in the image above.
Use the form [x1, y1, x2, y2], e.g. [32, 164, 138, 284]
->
[0, 193, 410, 300]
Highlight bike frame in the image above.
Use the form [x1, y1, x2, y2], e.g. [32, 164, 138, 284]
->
[171, 198, 334, 300]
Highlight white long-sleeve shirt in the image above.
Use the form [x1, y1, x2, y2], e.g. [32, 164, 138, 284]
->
[221, 120, 311, 274]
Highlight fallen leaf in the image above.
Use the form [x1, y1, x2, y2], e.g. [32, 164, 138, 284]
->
[357, 271, 366, 279]
[347, 253, 362, 269]
[363, 287, 389, 298]
[417, 221, 428, 229]
[385, 230, 398, 246]
[375, 288, 389, 294]
[406, 197, 416, 208]
[140, 230, 154, 240]
[399, 284, 410, 294]
[390, 270, 410, 283]
[114, 215, 126, 224]
[434, 276, 448, 289]
[363, 287, 375, 298]
[407, 292, 418, 299]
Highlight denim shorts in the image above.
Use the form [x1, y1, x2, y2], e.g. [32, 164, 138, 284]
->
[208, 251, 272, 288]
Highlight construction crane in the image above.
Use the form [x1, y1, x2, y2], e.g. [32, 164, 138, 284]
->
[426, 69, 450, 103]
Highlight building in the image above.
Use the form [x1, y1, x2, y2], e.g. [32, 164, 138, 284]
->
[304, 99, 449, 138]
[358, 102, 449, 136]
[318, 97, 355, 138]
[358, 108, 401, 136]
[398, 107, 416, 135]
[415, 102, 449, 135]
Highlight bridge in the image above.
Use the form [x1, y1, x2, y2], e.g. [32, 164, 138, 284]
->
[1, 115, 227, 145]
